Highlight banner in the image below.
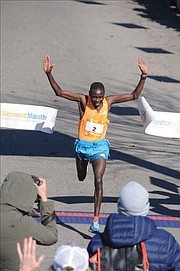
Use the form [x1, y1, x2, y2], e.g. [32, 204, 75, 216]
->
[138, 97, 180, 139]
[0, 103, 58, 134]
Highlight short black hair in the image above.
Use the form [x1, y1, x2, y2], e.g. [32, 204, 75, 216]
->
[89, 82, 105, 94]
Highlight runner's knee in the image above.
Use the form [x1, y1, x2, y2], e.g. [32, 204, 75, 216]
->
[94, 176, 103, 188]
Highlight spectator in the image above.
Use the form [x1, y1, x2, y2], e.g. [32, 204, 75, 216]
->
[87, 181, 180, 271]
[49, 244, 92, 271]
[17, 237, 92, 271]
[0, 171, 58, 271]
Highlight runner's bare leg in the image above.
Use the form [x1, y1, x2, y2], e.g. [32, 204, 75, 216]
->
[92, 159, 106, 217]
[76, 157, 88, 181]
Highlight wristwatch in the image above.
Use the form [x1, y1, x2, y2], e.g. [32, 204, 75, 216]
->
[141, 74, 148, 80]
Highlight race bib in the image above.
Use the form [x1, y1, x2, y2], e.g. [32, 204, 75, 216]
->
[85, 121, 104, 134]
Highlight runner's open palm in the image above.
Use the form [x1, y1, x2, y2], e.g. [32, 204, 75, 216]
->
[138, 58, 148, 75]
[43, 55, 54, 74]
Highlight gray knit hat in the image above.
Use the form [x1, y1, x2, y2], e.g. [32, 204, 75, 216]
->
[117, 181, 150, 216]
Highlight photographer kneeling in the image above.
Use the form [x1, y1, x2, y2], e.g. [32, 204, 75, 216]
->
[0, 171, 58, 271]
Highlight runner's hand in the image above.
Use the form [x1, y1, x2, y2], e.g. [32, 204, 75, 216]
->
[43, 55, 54, 74]
[138, 58, 148, 75]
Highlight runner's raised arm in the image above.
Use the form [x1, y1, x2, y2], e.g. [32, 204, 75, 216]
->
[43, 55, 86, 104]
[106, 58, 148, 108]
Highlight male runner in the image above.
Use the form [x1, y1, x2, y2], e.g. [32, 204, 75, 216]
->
[43, 55, 148, 233]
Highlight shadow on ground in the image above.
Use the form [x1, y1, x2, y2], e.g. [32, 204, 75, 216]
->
[1, 129, 179, 180]
[134, 0, 180, 32]
[149, 177, 180, 217]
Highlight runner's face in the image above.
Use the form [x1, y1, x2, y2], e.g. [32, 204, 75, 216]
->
[90, 89, 104, 108]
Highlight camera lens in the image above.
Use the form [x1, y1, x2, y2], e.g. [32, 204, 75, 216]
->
[31, 175, 40, 186]
[30, 175, 41, 205]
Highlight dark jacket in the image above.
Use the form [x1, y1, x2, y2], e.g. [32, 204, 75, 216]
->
[0, 171, 58, 271]
[87, 213, 180, 271]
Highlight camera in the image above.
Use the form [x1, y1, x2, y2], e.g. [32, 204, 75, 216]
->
[31, 175, 41, 205]
[31, 175, 41, 186]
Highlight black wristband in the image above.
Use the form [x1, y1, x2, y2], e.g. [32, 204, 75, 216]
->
[141, 74, 148, 80]
[41, 211, 56, 226]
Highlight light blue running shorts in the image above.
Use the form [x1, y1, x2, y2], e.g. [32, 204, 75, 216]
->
[74, 138, 110, 162]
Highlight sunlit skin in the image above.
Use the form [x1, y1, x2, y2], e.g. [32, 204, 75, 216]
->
[43, 55, 148, 221]
[89, 89, 105, 109]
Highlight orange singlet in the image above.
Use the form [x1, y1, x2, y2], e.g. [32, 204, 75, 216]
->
[78, 96, 110, 142]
